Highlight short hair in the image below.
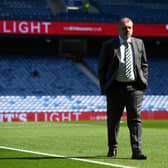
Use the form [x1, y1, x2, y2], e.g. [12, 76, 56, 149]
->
[119, 17, 133, 26]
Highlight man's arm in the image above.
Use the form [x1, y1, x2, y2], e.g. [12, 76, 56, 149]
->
[141, 40, 148, 84]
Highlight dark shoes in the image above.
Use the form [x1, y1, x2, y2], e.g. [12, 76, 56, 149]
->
[107, 148, 117, 158]
[107, 148, 147, 160]
[132, 153, 147, 160]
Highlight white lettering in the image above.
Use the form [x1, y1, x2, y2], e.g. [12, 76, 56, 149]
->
[19, 113, 27, 122]
[31, 22, 40, 33]
[64, 26, 102, 32]
[19, 22, 29, 33]
[34, 113, 38, 122]
[3, 21, 11, 33]
[0, 114, 3, 122]
[0, 113, 27, 122]
[3, 21, 51, 34]
[5, 113, 14, 122]
[50, 113, 60, 122]
[166, 24, 168, 30]
[42, 22, 51, 33]
[44, 112, 48, 122]
[72, 112, 81, 121]
[12, 21, 16, 33]
[62, 113, 71, 121]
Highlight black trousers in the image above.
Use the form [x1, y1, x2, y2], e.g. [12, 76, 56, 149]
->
[106, 81, 144, 155]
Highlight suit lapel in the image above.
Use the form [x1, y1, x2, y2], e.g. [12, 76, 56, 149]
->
[131, 37, 138, 65]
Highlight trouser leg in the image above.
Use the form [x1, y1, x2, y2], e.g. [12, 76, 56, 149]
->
[126, 89, 144, 154]
[106, 91, 125, 150]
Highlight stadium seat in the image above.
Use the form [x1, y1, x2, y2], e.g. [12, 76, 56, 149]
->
[0, 55, 99, 95]
[0, 0, 54, 20]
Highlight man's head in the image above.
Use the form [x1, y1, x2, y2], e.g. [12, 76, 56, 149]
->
[118, 17, 133, 40]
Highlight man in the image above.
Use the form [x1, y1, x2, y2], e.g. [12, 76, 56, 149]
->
[98, 17, 148, 160]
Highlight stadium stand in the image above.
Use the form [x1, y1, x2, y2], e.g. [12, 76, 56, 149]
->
[0, 47, 167, 115]
[0, 95, 167, 114]
[64, 0, 83, 7]
[0, 54, 99, 95]
[0, 0, 168, 23]
[0, 0, 167, 120]
[95, 0, 168, 23]
[0, 52, 167, 96]
[0, 0, 54, 20]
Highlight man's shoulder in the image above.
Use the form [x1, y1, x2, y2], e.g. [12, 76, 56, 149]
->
[132, 37, 143, 43]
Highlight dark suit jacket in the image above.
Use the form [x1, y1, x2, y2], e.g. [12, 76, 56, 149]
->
[98, 37, 148, 95]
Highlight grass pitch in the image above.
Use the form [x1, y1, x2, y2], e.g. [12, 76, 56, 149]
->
[0, 120, 168, 168]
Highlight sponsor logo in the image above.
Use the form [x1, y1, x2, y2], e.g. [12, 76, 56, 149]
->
[0, 113, 27, 122]
[2, 21, 51, 34]
[0, 112, 107, 122]
[165, 24, 168, 30]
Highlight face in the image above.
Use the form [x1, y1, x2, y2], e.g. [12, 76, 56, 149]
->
[118, 18, 133, 40]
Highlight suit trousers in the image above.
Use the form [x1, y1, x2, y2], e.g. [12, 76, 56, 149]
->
[106, 81, 144, 155]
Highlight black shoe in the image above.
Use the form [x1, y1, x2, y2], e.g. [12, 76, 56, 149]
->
[107, 148, 117, 158]
[132, 154, 147, 160]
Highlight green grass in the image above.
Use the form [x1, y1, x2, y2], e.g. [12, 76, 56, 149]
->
[0, 120, 168, 168]
[0, 149, 114, 168]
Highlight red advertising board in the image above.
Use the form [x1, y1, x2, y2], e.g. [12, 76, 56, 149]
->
[0, 20, 168, 37]
[0, 112, 107, 122]
[0, 111, 167, 122]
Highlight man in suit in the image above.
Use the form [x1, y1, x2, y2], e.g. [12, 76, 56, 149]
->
[98, 17, 148, 160]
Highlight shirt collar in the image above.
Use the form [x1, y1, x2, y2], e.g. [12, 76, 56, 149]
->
[119, 36, 132, 44]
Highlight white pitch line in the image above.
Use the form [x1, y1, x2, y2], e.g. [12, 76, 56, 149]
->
[0, 146, 136, 168]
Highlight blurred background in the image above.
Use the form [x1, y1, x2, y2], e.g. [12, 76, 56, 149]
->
[0, 0, 167, 122]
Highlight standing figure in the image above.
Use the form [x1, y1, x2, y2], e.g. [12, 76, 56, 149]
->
[98, 17, 148, 160]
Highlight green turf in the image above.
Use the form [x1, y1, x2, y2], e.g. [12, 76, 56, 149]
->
[0, 149, 115, 168]
[0, 120, 168, 168]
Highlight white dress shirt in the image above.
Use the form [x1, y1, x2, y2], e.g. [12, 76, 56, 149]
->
[115, 36, 135, 82]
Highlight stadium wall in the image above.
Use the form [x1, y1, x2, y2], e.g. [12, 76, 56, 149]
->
[0, 20, 168, 37]
[0, 20, 168, 122]
[0, 96, 167, 122]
